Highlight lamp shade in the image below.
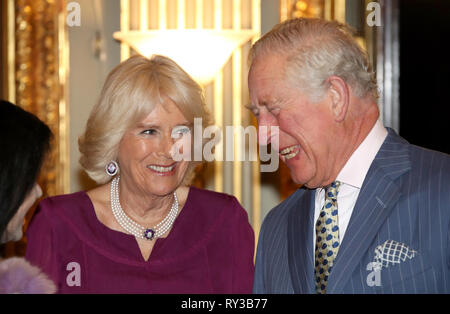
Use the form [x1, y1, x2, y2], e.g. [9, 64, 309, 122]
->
[113, 29, 256, 84]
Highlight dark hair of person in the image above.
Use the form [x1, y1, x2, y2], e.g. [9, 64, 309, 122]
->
[0, 100, 52, 238]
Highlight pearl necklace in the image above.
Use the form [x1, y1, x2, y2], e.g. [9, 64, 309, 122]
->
[110, 176, 179, 240]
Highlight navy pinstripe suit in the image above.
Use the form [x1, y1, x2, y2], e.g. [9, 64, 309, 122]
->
[253, 128, 450, 293]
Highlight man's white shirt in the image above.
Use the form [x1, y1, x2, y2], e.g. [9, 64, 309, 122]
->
[313, 120, 388, 250]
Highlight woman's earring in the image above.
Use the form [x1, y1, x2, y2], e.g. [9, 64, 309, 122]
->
[106, 161, 119, 176]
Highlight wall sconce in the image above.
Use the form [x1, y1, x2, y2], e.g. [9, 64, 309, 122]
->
[113, 29, 255, 85]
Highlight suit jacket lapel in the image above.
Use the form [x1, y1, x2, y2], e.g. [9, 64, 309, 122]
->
[287, 188, 316, 294]
[326, 129, 412, 293]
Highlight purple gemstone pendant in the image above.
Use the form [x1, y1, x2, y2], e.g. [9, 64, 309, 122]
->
[143, 229, 155, 240]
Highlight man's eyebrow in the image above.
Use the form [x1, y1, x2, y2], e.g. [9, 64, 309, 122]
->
[245, 101, 270, 110]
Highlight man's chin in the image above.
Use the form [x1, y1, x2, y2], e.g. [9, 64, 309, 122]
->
[288, 169, 319, 189]
[288, 171, 309, 187]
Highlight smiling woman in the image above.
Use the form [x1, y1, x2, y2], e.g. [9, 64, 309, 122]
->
[78, 54, 210, 185]
[24, 54, 255, 294]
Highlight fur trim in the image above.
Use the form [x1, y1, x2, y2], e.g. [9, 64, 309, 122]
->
[0, 257, 56, 294]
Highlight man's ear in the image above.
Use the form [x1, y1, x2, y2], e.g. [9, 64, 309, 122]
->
[326, 76, 350, 122]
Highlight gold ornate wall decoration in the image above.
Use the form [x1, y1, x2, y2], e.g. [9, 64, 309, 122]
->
[3, 0, 69, 257]
[293, 0, 325, 18]
[281, 0, 325, 20]
[14, 0, 69, 197]
[280, 0, 348, 22]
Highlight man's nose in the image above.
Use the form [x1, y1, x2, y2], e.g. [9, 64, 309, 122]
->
[257, 113, 278, 146]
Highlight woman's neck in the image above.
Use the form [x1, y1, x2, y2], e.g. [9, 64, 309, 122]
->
[117, 177, 175, 225]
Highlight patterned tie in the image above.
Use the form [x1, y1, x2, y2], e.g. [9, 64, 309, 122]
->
[314, 181, 341, 294]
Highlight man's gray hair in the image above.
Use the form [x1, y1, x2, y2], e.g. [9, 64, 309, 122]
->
[249, 18, 378, 102]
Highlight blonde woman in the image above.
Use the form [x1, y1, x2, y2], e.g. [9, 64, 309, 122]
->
[25, 55, 254, 293]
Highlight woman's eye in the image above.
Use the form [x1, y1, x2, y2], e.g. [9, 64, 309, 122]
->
[171, 126, 191, 138]
[142, 129, 157, 135]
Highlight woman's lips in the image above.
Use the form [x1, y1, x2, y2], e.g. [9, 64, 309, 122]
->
[147, 163, 177, 176]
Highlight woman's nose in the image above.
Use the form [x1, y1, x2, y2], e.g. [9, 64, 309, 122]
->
[157, 134, 176, 159]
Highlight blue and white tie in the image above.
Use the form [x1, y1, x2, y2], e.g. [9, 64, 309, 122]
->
[314, 181, 341, 294]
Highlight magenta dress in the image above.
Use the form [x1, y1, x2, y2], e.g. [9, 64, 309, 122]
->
[25, 187, 255, 293]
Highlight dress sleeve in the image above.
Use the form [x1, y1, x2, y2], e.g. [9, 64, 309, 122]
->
[230, 197, 255, 293]
[25, 200, 60, 289]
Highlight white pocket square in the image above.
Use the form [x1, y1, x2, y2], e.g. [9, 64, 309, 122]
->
[373, 240, 418, 271]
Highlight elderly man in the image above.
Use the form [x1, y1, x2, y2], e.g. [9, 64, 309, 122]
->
[248, 18, 450, 294]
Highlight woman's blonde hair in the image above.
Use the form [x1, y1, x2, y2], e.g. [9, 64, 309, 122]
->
[249, 18, 378, 102]
[79, 54, 212, 185]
